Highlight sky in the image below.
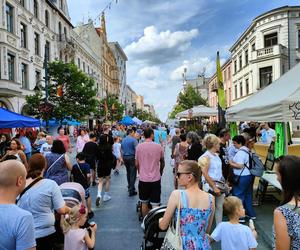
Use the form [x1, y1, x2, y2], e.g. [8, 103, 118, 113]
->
[67, 0, 299, 121]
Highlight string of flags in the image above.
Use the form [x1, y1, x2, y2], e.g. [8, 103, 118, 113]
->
[94, 0, 120, 23]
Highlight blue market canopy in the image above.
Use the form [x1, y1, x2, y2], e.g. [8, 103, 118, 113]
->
[0, 108, 40, 128]
[120, 116, 135, 126]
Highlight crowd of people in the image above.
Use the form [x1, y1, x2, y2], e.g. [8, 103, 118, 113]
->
[0, 121, 299, 250]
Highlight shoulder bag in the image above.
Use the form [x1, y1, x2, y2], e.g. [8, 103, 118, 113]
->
[44, 154, 65, 178]
[16, 177, 43, 204]
[161, 192, 182, 250]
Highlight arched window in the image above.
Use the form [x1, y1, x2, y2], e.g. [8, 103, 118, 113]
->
[33, 0, 38, 18]
[58, 22, 62, 41]
[0, 101, 8, 109]
[45, 10, 49, 28]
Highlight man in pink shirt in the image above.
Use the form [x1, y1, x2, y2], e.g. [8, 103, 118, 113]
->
[135, 128, 165, 218]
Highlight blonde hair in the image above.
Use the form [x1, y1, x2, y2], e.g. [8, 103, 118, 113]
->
[202, 134, 220, 150]
[61, 204, 86, 233]
[223, 196, 243, 219]
[179, 160, 201, 182]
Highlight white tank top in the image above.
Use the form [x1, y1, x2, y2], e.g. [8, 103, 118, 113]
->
[200, 150, 223, 182]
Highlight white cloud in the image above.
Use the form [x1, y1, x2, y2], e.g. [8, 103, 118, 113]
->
[124, 26, 199, 64]
[170, 56, 227, 80]
[137, 66, 160, 80]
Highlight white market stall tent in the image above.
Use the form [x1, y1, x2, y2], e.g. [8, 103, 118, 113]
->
[226, 62, 300, 122]
[176, 105, 218, 118]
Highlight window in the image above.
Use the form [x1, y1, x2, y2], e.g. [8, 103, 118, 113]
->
[59, 0, 63, 10]
[21, 63, 28, 88]
[228, 66, 231, 79]
[59, 51, 63, 61]
[77, 58, 80, 68]
[298, 30, 300, 48]
[252, 43, 255, 52]
[45, 41, 50, 61]
[245, 79, 249, 95]
[7, 53, 15, 81]
[264, 32, 278, 47]
[240, 82, 243, 97]
[234, 85, 238, 99]
[224, 70, 226, 81]
[245, 50, 248, 65]
[234, 60, 237, 73]
[33, 0, 38, 19]
[64, 27, 67, 39]
[64, 55, 68, 63]
[88, 66, 90, 74]
[45, 10, 49, 28]
[228, 87, 231, 103]
[239, 55, 242, 70]
[58, 22, 62, 41]
[259, 66, 272, 88]
[19, 0, 25, 7]
[35, 70, 41, 84]
[20, 23, 27, 48]
[83, 62, 85, 72]
[34, 32, 40, 55]
[6, 3, 13, 33]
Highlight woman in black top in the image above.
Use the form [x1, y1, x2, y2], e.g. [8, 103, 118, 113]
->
[186, 131, 203, 161]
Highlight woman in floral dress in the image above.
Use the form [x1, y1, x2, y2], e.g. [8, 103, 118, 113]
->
[273, 155, 300, 250]
[159, 160, 215, 250]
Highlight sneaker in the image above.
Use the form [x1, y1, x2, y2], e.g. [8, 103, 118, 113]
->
[95, 196, 101, 207]
[103, 194, 111, 202]
[88, 211, 94, 219]
[129, 191, 138, 197]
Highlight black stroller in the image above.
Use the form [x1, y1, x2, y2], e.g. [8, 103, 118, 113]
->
[140, 205, 167, 250]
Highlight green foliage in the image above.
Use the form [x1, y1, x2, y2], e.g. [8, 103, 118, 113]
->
[132, 109, 161, 124]
[169, 85, 208, 118]
[99, 94, 125, 122]
[25, 61, 99, 122]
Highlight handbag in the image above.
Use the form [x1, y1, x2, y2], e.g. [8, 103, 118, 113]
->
[161, 193, 182, 250]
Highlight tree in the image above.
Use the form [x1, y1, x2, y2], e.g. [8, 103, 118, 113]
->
[25, 61, 99, 122]
[99, 94, 125, 122]
[169, 85, 208, 118]
[132, 108, 161, 124]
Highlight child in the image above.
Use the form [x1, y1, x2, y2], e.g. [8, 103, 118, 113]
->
[72, 153, 93, 219]
[61, 204, 97, 250]
[209, 196, 258, 250]
[113, 137, 122, 175]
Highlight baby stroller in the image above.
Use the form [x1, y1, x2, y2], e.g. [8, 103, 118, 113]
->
[140, 205, 167, 250]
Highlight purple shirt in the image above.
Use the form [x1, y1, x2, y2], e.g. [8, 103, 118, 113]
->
[136, 140, 164, 182]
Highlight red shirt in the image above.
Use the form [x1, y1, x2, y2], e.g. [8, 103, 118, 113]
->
[56, 135, 70, 151]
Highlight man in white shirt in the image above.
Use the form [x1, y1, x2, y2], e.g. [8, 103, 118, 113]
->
[257, 123, 276, 144]
[40, 135, 53, 156]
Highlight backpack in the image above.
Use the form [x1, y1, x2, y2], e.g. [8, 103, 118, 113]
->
[240, 149, 265, 177]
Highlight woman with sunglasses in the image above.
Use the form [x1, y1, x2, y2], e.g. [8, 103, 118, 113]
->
[273, 155, 300, 250]
[159, 160, 215, 249]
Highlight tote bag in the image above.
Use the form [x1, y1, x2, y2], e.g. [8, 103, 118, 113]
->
[161, 193, 182, 250]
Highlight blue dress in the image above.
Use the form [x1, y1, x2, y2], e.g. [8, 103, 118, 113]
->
[177, 190, 213, 250]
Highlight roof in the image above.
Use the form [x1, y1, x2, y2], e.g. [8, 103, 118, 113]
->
[109, 42, 128, 61]
[46, 0, 74, 28]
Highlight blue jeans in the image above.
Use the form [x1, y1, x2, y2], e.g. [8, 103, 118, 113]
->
[232, 174, 256, 217]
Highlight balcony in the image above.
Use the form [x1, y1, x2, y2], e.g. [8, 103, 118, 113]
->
[253, 44, 288, 61]
[57, 34, 75, 56]
[0, 80, 22, 97]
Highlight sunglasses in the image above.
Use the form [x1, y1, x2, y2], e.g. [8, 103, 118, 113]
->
[176, 172, 193, 178]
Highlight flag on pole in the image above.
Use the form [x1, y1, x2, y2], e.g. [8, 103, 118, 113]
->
[216, 51, 226, 109]
[57, 85, 63, 97]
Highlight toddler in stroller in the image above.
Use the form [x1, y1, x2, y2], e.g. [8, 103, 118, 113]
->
[140, 205, 167, 250]
[53, 182, 89, 250]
